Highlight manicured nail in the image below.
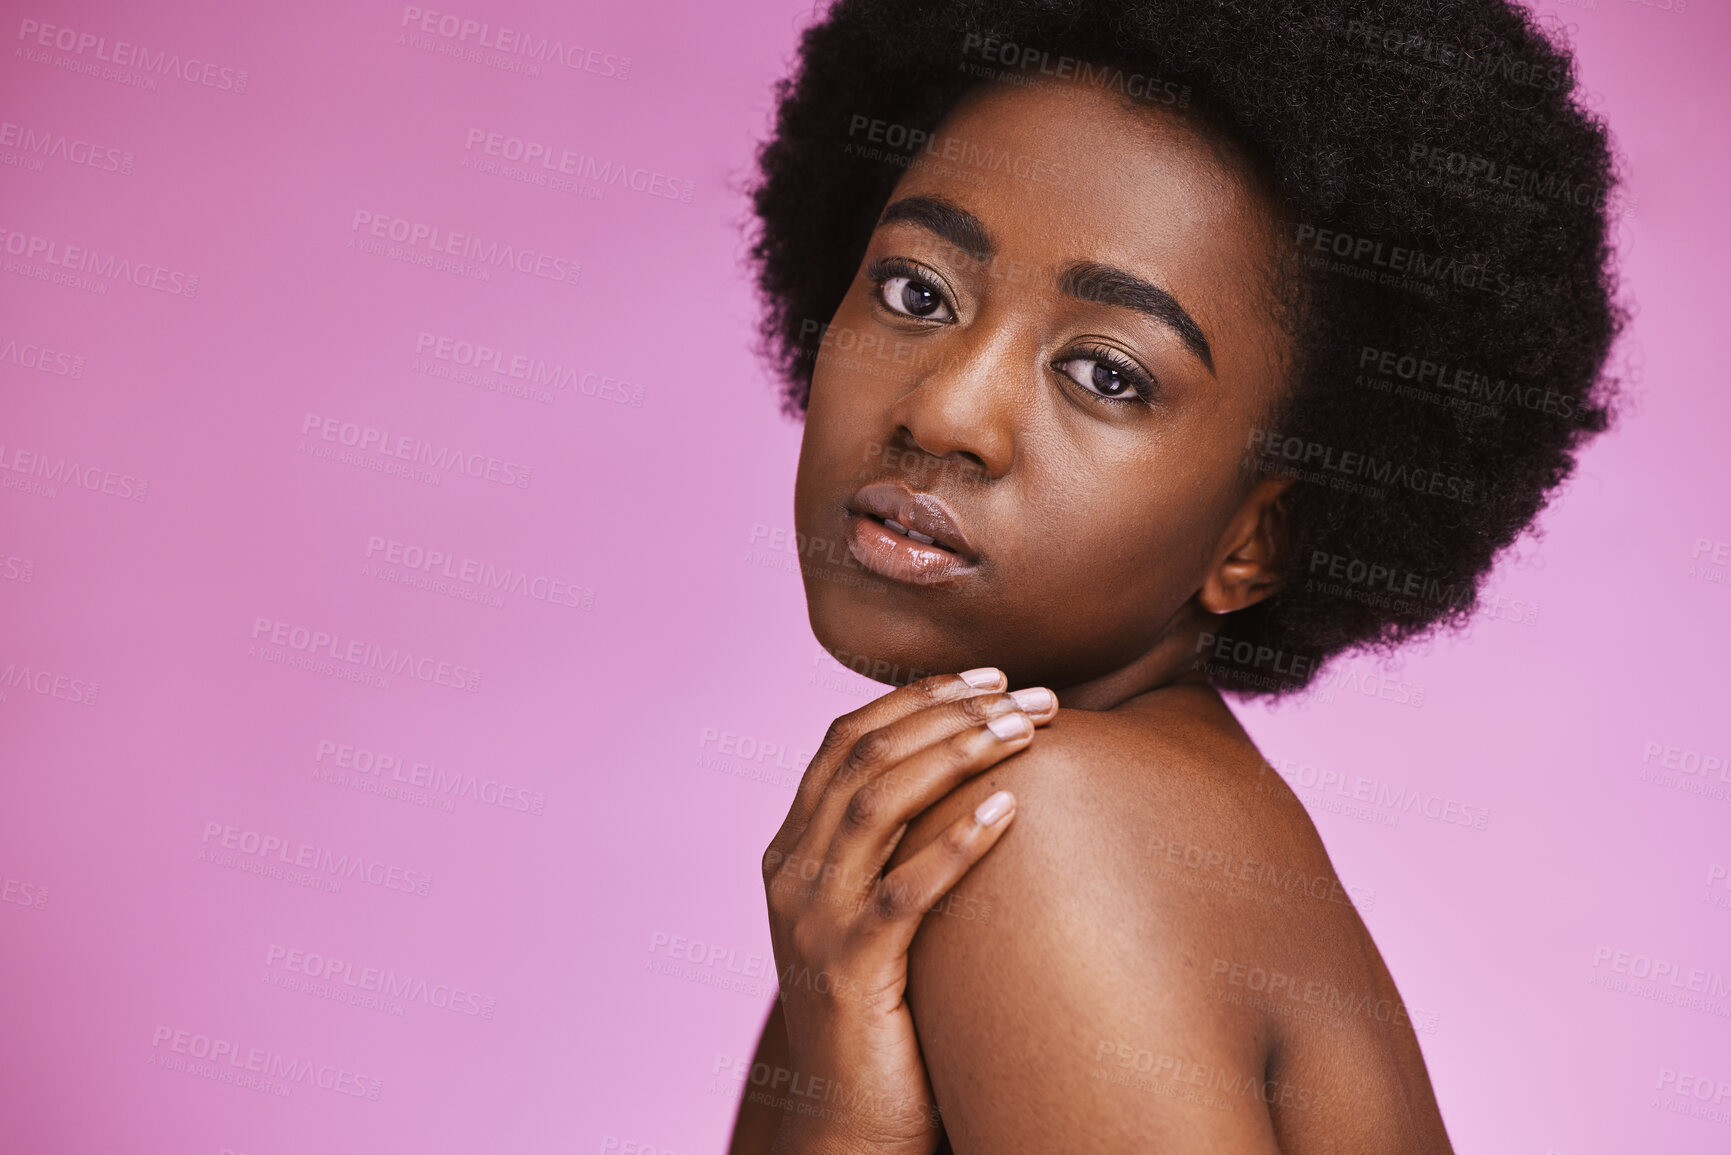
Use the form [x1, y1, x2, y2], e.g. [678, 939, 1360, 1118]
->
[974, 791, 1015, 826]
[960, 667, 1004, 689]
[1009, 687, 1054, 713]
[987, 712, 1032, 741]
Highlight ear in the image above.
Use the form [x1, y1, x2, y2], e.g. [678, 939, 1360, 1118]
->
[1199, 477, 1293, 615]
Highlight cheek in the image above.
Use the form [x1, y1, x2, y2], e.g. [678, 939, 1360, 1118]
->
[805, 345, 906, 463]
[797, 363, 883, 514]
[1016, 504, 1172, 595]
[999, 461, 1225, 604]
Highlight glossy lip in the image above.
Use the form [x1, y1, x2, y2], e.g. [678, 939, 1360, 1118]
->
[843, 480, 982, 587]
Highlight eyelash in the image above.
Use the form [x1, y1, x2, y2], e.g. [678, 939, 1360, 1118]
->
[867, 257, 954, 321]
[864, 257, 1159, 406]
[1056, 342, 1159, 406]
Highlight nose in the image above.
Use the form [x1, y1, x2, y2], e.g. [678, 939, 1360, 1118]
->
[885, 326, 1022, 481]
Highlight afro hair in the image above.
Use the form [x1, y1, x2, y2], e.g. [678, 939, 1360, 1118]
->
[748, 0, 1624, 695]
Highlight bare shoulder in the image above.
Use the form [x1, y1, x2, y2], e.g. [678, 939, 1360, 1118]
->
[886, 685, 1453, 1154]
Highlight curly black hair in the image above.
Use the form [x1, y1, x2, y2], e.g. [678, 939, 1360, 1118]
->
[748, 0, 1624, 696]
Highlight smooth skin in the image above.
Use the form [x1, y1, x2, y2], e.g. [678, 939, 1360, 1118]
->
[731, 76, 1454, 1154]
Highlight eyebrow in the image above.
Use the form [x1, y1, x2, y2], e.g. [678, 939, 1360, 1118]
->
[877, 195, 996, 261]
[876, 195, 1215, 375]
[1059, 261, 1215, 374]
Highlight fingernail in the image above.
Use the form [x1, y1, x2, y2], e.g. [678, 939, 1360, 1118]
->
[974, 790, 1015, 826]
[960, 667, 1004, 689]
[987, 712, 1032, 741]
[1009, 687, 1054, 713]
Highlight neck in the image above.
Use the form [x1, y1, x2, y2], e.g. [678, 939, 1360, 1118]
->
[1052, 609, 1220, 711]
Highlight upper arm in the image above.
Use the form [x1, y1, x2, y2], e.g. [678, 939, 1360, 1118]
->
[891, 735, 1285, 1154]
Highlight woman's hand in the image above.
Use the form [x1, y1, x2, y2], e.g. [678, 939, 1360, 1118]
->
[760, 668, 1058, 1155]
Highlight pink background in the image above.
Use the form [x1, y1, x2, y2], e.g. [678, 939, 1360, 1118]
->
[2, 1, 1727, 1152]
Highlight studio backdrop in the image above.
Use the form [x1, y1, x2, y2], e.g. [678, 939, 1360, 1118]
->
[1, 1, 1727, 1153]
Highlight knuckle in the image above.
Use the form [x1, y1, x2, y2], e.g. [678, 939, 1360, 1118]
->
[818, 715, 859, 757]
[760, 844, 786, 882]
[765, 879, 796, 918]
[844, 726, 892, 774]
[941, 823, 977, 861]
[955, 692, 1002, 724]
[786, 922, 819, 965]
[944, 725, 987, 766]
[842, 787, 883, 832]
[872, 880, 909, 921]
[908, 674, 949, 705]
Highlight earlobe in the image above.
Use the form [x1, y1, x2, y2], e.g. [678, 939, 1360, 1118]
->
[1199, 478, 1292, 615]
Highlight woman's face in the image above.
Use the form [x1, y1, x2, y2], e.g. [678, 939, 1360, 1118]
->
[794, 78, 1296, 705]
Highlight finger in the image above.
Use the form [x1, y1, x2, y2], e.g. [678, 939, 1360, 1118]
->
[772, 668, 1006, 855]
[811, 705, 1038, 884]
[765, 686, 1029, 900]
[866, 790, 1017, 948]
[823, 684, 1057, 799]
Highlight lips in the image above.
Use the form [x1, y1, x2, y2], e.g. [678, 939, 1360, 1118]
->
[843, 481, 981, 586]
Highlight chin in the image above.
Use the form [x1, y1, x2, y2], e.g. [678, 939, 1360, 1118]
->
[805, 590, 971, 687]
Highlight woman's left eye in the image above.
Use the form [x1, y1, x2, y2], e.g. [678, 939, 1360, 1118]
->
[1055, 353, 1153, 403]
[878, 275, 953, 321]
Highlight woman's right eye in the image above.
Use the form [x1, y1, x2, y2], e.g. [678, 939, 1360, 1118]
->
[878, 275, 954, 321]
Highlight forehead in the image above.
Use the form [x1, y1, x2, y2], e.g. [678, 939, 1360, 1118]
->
[880, 79, 1284, 335]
